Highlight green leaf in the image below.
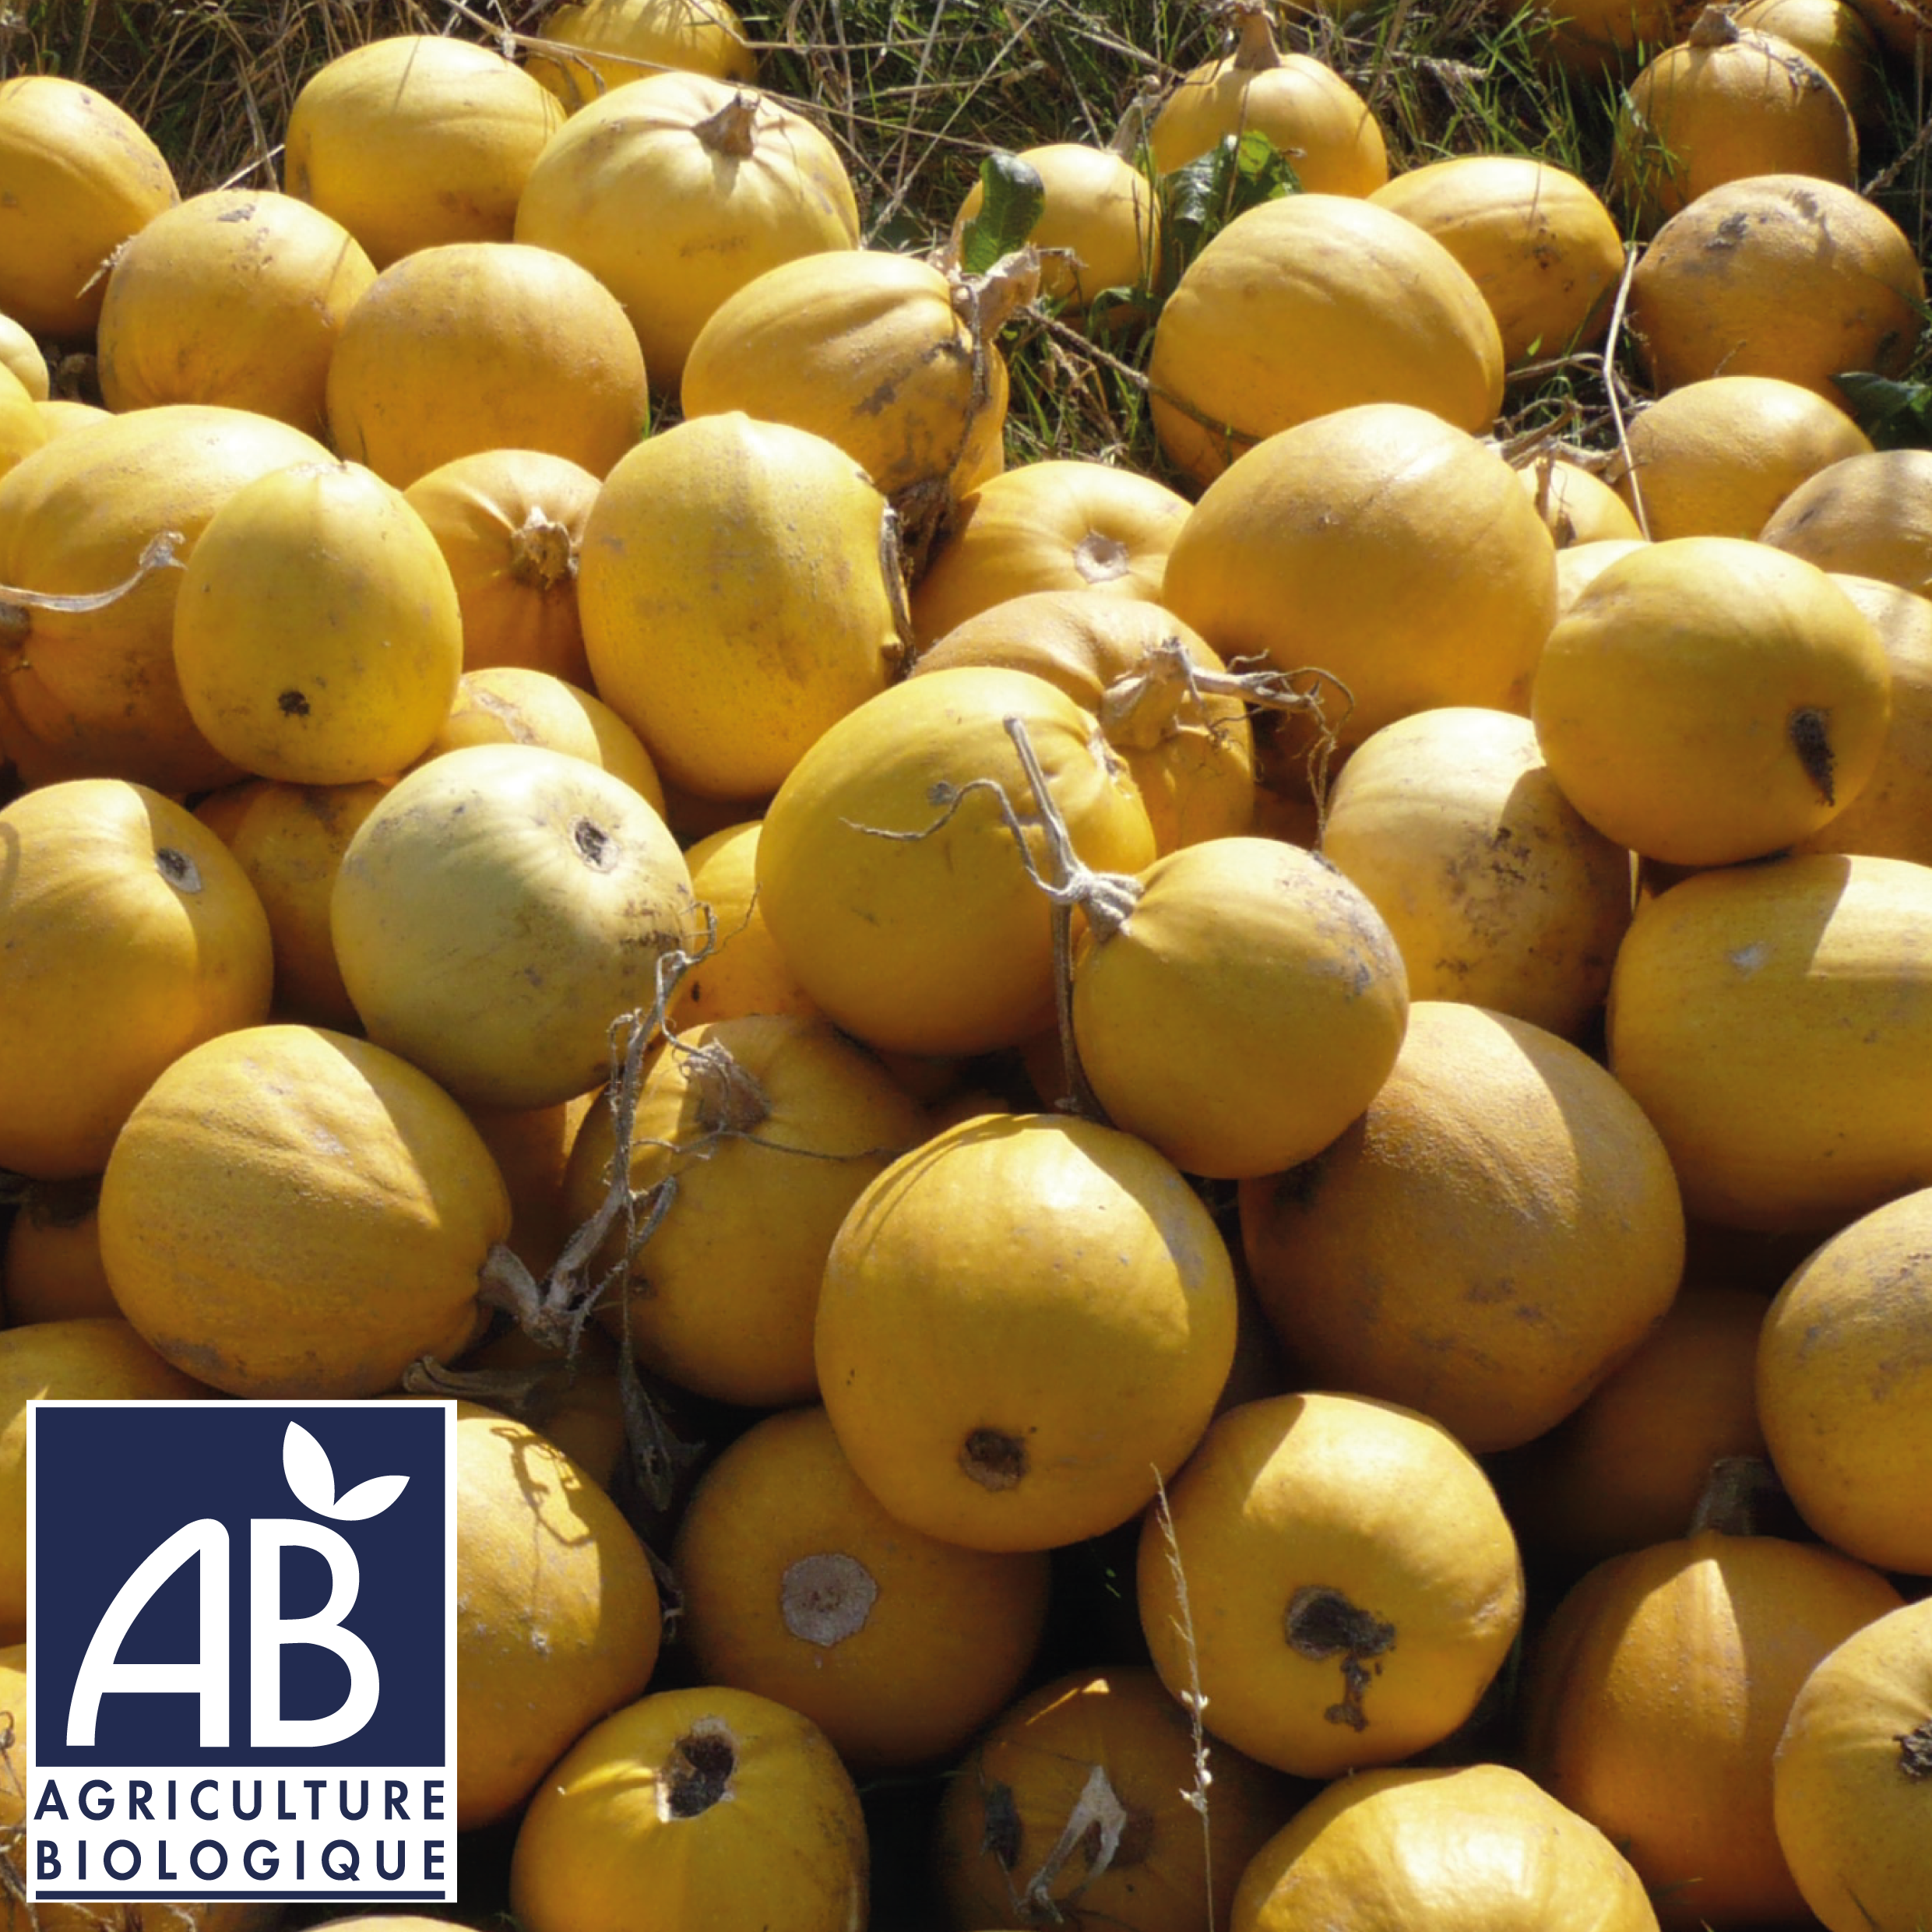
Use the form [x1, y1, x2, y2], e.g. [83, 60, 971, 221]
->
[1156, 130, 1301, 289]
[959, 151, 1047, 276]
[1832, 369, 1932, 452]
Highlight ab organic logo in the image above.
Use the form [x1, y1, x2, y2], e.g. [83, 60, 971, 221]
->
[26, 1400, 456, 1908]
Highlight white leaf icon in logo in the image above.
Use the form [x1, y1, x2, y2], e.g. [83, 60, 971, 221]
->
[282, 1421, 409, 1522]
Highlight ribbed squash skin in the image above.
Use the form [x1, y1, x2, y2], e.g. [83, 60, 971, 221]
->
[1321, 706, 1634, 1036]
[1607, 374, 1872, 540]
[1149, 20, 1388, 194]
[1758, 1188, 1932, 1574]
[910, 460, 1191, 648]
[1612, 21, 1857, 236]
[451, 1400, 661, 1829]
[528, 0, 758, 106]
[1239, 1001, 1684, 1453]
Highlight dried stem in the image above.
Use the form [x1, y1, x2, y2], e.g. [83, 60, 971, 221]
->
[1152, 1470, 1216, 1932]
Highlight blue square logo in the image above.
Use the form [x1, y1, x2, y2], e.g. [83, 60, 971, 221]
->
[27, 1400, 456, 1906]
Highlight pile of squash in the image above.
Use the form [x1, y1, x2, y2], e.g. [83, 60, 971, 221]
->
[0, 0, 1929, 1925]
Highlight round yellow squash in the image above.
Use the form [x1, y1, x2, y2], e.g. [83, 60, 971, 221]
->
[909, 458, 1191, 649]
[1238, 1000, 1685, 1453]
[578, 413, 901, 800]
[193, 773, 390, 1032]
[1149, 192, 1504, 486]
[913, 588, 1257, 853]
[1523, 1526, 1903, 1928]
[1611, 15, 1857, 236]
[816, 1110, 1238, 1552]
[452, 1399, 660, 1828]
[97, 1024, 509, 1395]
[1137, 1390, 1525, 1779]
[1, 1177, 118, 1325]
[0, 403, 329, 794]
[561, 1012, 926, 1407]
[403, 446, 601, 685]
[1233, 1764, 1661, 1932]
[1758, 1188, 1932, 1574]
[172, 459, 465, 785]
[509, 1686, 869, 1932]
[1791, 575, 1932, 864]
[96, 188, 375, 438]
[0, 311, 48, 401]
[1497, 1281, 1772, 1571]
[0, 363, 44, 484]
[1759, 447, 1932, 592]
[0, 74, 178, 340]
[0, 779, 273, 1181]
[1371, 154, 1624, 368]
[755, 666, 1155, 1057]
[331, 744, 697, 1110]
[1772, 1596, 1932, 1932]
[1732, 0, 1882, 118]
[953, 142, 1159, 311]
[0, 1319, 210, 1642]
[670, 1403, 1049, 1768]
[1608, 373, 1873, 541]
[514, 70, 860, 391]
[1321, 706, 1635, 1036]
[1628, 174, 1923, 398]
[1071, 834, 1411, 1180]
[1606, 851, 1932, 1231]
[666, 820, 819, 1027]
[283, 33, 564, 268]
[326, 241, 651, 488]
[1149, 7, 1388, 194]
[1161, 401, 1557, 751]
[681, 248, 1008, 500]
[935, 1666, 1297, 1932]
[419, 664, 664, 817]
[528, 0, 758, 107]
[1532, 535, 1891, 866]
